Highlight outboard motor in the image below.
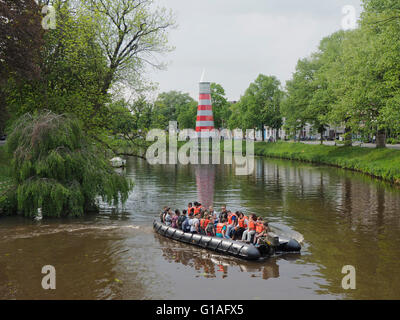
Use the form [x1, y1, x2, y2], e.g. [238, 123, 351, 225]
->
[257, 243, 274, 257]
[284, 239, 301, 252]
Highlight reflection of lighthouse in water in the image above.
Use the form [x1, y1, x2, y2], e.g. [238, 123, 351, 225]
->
[195, 165, 216, 208]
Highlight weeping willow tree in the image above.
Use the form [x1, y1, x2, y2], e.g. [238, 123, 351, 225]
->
[0, 111, 132, 218]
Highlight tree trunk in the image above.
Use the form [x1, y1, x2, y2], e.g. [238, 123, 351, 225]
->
[376, 129, 386, 148]
[261, 124, 265, 142]
[320, 129, 324, 145]
[344, 126, 352, 146]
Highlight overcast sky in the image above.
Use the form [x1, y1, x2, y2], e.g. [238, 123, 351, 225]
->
[149, 0, 362, 101]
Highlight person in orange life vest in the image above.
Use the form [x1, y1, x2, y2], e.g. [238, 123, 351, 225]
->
[187, 202, 193, 215]
[241, 214, 258, 242]
[193, 202, 201, 215]
[232, 211, 248, 240]
[252, 216, 264, 244]
[254, 221, 270, 245]
[216, 218, 228, 238]
[225, 211, 238, 239]
[199, 211, 210, 235]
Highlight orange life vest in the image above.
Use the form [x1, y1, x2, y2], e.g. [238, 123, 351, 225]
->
[256, 222, 265, 233]
[200, 218, 210, 229]
[216, 222, 227, 234]
[194, 207, 201, 214]
[238, 216, 248, 228]
[248, 220, 256, 231]
[228, 212, 237, 225]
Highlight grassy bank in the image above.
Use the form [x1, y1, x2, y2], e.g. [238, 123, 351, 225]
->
[253, 142, 400, 185]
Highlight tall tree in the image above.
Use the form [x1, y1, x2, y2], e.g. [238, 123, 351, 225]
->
[309, 31, 346, 144]
[0, 0, 44, 80]
[239, 74, 282, 140]
[154, 91, 197, 129]
[0, 0, 44, 134]
[282, 58, 319, 139]
[86, 0, 175, 102]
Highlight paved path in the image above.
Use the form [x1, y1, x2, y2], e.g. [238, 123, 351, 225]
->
[300, 140, 400, 150]
[0, 141, 5, 147]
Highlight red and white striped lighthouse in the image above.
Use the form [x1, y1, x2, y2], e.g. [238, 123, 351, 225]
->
[196, 82, 214, 133]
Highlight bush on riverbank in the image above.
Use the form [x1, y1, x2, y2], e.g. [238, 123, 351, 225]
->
[0, 112, 133, 218]
[0, 145, 11, 193]
[253, 142, 400, 184]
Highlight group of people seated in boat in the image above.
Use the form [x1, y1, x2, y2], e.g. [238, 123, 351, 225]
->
[159, 202, 270, 245]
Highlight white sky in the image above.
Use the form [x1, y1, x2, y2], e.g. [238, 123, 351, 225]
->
[149, 0, 362, 101]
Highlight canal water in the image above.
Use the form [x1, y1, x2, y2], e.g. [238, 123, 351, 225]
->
[1, 157, 400, 299]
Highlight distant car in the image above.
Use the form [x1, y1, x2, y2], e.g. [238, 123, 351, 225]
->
[0, 135, 6, 141]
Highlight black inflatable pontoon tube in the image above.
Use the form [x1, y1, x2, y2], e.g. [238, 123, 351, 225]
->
[153, 220, 262, 261]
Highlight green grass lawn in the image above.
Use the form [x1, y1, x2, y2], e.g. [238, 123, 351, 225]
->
[253, 142, 400, 184]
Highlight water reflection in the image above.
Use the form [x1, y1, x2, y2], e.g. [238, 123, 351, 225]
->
[155, 233, 302, 281]
[195, 165, 215, 208]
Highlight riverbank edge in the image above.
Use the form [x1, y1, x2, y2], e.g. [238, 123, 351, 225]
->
[2, 141, 400, 187]
[251, 141, 400, 185]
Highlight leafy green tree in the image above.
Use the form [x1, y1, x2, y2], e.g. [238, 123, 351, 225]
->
[237, 75, 283, 140]
[154, 91, 197, 129]
[360, 0, 400, 147]
[282, 58, 318, 139]
[1, 112, 132, 218]
[177, 103, 198, 129]
[210, 83, 231, 129]
[0, 0, 44, 135]
[329, 4, 400, 148]
[283, 32, 350, 144]
[227, 102, 243, 130]
[4, 1, 111, 135]
[85, 0, 175, 102]
[309, 32, 347, 143]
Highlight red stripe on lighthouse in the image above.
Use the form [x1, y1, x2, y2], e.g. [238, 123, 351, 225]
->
[197, 115, 214, 121]
[197, 105, 213, 111]
[196, 126, 215, 132]
[199, 94, 211, 100]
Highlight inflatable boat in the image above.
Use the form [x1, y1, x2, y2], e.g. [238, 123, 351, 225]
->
[153, 220, 301, 261]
